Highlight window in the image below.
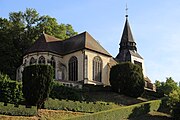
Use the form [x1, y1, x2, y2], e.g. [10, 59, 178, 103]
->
[38, 56, 45, 64]
[29, 57, 36, 65]
[68, 56, 78, 81]
[93, 56, 102, 82]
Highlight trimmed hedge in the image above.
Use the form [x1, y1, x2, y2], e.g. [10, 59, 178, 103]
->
[110, 62, 145, 98]
[0, 102, 37, 116]
[0, 73, 23, 104]
[50, 81, 83, 101]
[22, 65, 54, 108]
[66, 100, 162, 120]
[45, 98, 117, 113]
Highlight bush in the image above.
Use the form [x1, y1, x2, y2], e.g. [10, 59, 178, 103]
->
[67, 100, 162, 120]
[172, 102, 180, 120]
[0, 73, 23, 104]
[45, 98, 116, 113]
[22, 65, 54, 108]
[50, 81, 83, 101]
[0, 102, 37, 116]
[110, 62, 145, 98]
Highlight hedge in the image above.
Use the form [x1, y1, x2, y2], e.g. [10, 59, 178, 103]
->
[45, 98, 117, 113]
[66, 99, 162, 120]
[50, 81, 83, 101]
[0, 102, 37, 116]
[22, 65, 53, 108]
[0, 73, 23, 104]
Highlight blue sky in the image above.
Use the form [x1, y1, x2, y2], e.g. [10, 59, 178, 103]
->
[1, 0, 180, 83]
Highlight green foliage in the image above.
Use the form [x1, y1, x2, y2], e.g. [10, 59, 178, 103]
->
[0, 102, 37, 116]
[0, 73, 23, 104]
[0, 8, 77, 79]
[22, 65, 53, 108]
[155, 77, 179, 96]
[167, 89, 180, 118]
[50, 81, 83, 101]
[155, 78, 180, 115]
[67, 100, 162, 120]
[45, 98, 117, 113]
[168, 89, 180, 106]
[110, 62, 145, 98]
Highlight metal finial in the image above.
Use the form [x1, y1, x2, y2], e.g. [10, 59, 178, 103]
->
[125, 2, 128, 18]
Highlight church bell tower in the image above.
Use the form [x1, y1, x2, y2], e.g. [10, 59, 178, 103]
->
[116, 14, 146, 76]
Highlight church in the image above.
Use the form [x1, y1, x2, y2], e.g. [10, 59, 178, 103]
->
[16, 15, 155, 90]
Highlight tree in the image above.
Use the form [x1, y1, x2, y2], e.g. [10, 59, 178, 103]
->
[0, 8, 77, 79]
[110, 62, 145, 98]
[22, 65, 53, 108]
[155, 77, 178, 95]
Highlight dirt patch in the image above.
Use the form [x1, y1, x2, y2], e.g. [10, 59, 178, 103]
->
[0, 109, 85, 120]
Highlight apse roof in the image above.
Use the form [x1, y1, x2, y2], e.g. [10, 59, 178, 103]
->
[25, 31, 111, 57]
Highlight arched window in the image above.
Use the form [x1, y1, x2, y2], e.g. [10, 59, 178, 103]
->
[29, 57, 36, 65]
[38, 56, 45, 64]
[68, 56, 78, 81]
[93, 56, 102, 82]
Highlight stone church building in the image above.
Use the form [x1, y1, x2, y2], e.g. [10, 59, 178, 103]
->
[16, 15, 155, 90]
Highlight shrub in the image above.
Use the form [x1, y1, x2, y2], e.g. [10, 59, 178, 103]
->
[0, 73, 23, 104]
[45, 98, 116, 113]
[172, 102, 180, 120]
[50, 81, 83, 101]
[22, 65, 54, 108]
[67, 99, 162, 120]
[0, 102, 37, 116]
[110, 62, 145, 98]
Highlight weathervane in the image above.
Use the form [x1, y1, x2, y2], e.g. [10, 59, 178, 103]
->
[125, 1, 128, 18]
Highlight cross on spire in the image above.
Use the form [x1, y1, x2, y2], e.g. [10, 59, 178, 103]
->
[125, 3, 128, 18]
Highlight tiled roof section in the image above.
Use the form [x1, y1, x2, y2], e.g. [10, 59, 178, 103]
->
[24, 32, 111, 57]
[84, 32, 111, 56]
[25, 33, 63, 55]
[63, 32, 85, 54]
[120, 18, 135, 43]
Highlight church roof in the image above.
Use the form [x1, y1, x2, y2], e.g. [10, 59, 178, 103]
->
[25, 31, 111, 57]
[129, 50, 143, 59]
[25, 34, 63, 55]
[120, 17, 135, 43]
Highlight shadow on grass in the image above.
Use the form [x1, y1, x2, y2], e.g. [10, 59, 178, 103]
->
[128, 103, 150, 119]
[84, 91, 144, 106]
[130, 112, 172, 120]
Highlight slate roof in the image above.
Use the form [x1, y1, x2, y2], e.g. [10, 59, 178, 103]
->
[129, 50, 143, 59]
[25, 31, 111, 57]
[120, 17, 135, 43]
